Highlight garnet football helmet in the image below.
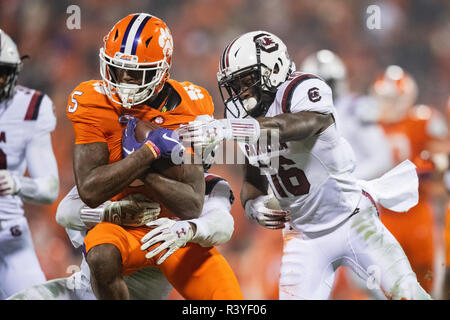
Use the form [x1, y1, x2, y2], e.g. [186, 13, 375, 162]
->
[0, 29, 22, 103]
[218, 31, 295, 119]
[99, 13, 173, 108]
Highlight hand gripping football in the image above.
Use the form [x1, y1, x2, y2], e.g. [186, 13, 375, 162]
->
[134, 119, 184, 181]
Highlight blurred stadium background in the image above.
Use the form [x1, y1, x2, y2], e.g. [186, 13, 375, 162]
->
[0, 0, 448, 299]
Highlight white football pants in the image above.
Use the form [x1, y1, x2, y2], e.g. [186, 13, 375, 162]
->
[279, 193, 431, 300]
[7, 257, 173, 300]
[0, 216, 46, 299]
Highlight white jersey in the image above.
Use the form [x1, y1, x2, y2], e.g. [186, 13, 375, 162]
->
[0, 86, 56, 219]
[240, 72, 362, 233]
[334, 94, 393, 180]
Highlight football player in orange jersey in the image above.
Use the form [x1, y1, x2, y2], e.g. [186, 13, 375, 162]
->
[443, 97, 450, 299]
[66, 13, 242, 300]
[371, 65, 449, 295]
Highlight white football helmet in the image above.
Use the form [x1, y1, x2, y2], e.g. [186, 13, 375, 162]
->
[0, 29, 22, 103]
[218, 31, 295, 118]
[370, 65, 418, 123]
[300, 49, 348, 100]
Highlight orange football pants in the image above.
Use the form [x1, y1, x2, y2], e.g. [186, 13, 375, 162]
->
[445, 203, 450, 266]
[84, 222, 243, 300]
[380, 200, 435, 293]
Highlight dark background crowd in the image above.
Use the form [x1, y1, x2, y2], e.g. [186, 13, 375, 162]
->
[0, 0, 448, 299]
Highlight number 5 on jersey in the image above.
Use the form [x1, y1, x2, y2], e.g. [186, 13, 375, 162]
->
[68, 91, 83, 113]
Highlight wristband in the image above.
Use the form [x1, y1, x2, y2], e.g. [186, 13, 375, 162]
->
[145, 140, 160, 159]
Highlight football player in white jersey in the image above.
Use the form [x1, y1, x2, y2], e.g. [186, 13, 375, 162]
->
[300, 50, 394, 300]
[300, 50, 393, 180]
[179, 31, 430, 299]
[0, 29, 59, 299]
[7, 168, 235, 300]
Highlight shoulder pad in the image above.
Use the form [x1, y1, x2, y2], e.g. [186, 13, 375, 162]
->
[280, 73, 322, 113]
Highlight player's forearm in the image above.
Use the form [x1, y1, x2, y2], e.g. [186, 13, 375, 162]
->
[142, 171, 204, 219]
[257, 112, 332, 143]
[240, 164, 268, 207]
[55, 186, 87, 231]
[241, 181, 267, 209]
[188, 197, 234, 247]
[75, 145, 155, 208]
[23, 132, 59, 204]
[16, 175, 59, 205]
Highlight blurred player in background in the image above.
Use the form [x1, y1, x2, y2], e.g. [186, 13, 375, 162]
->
[66, 13, 242, 299]
[371, 65, 449, 295]
[300, 50, 393, 299]
[181, 30, 430, 299]
[0, 29, 59, 299]
[301, 50, 393, 180]
[441, 96, 450, 299]
[8, 165, 236, 300]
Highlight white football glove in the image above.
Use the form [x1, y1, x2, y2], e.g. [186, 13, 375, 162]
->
[80, 194, 161, 228]
[0, 170, 21, 196]
[141, 218, 194, 265]
[177, 115, 224, 161]
[177, 115, 260, 159]
[245, 195, 290, 230]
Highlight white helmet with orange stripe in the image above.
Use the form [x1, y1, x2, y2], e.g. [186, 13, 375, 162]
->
[0, 29, 22, 103]
[371, 65, 418, 123]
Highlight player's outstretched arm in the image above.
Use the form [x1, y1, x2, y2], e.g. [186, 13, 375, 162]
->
[0, 132, 59, 204]
[56, 186, 161, 231]
[256, 111, 334, 143]
[142, 165, 205, 220]
[141, 176, 234, 264]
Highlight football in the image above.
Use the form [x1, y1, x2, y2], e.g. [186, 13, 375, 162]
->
[134, 119, 184, 181]
[134, 119, 161, 143]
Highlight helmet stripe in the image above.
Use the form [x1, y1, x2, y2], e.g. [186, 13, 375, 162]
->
[123, 14, 150, 55]
[220, 44, 229, 70]
[131, 15, 152, 55]
[224, 38, 237, 69]
[120, 14, 139, 53]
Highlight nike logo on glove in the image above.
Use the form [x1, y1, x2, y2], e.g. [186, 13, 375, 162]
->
[162, 133, 181, 144]
[123, 147, 135, 155]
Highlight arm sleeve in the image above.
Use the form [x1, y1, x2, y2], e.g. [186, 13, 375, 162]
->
[55, 186, 87, 231]
[18, 95, 59, 204]
[187, 180, 235, 247]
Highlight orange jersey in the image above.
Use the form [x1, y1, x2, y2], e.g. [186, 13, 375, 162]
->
[66, 79, 214, 207]
[381, 104, 447, 181]
[379, 105, 447, 292]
